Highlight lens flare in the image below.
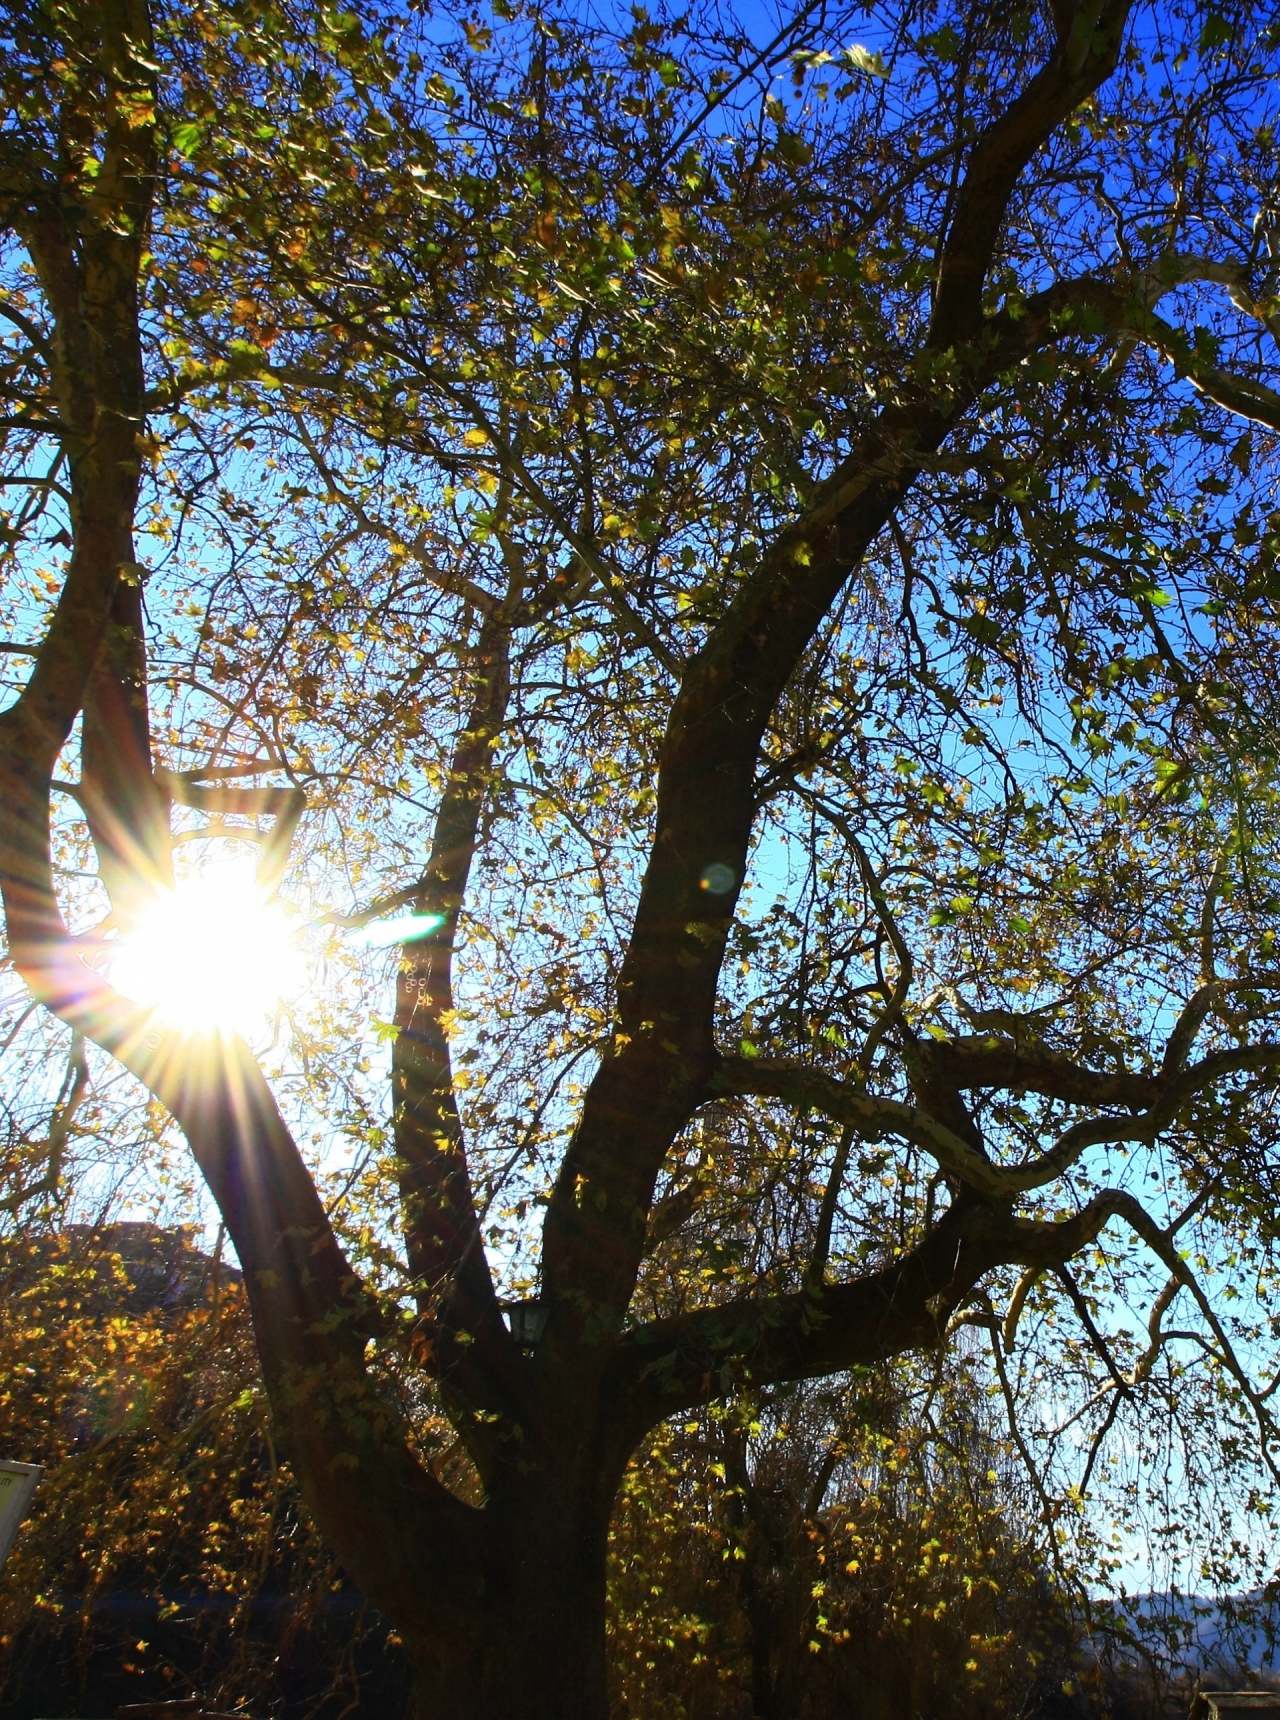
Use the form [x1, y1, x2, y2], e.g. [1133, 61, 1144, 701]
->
[349, 912, 445, 950]
[109, 864, 303, 1035]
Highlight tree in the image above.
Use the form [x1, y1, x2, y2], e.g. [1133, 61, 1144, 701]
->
[9, 0, 1280, 1715]
[610, 1361, 1080, 1720]
[0, 1224, 375, 1720]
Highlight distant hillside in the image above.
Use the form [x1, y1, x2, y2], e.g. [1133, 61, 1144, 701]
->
[1091, 1592, 1280, 1684]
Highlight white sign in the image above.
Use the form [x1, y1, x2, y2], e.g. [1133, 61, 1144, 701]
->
[0, 1460, 40, 1571]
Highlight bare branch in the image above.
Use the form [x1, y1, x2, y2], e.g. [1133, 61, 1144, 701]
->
[981, 1300, 1065, 1549]
[161, 773, 306, 895]
[464, 422, 687, 676]
[807, 1123, 854, 1286]
[291, 415, 501, 617]
[1127, 1273, 1182, 1387]
[1003, 1265, 1044, 1353]
[1053, 1264, 1132, 1399]
[0, 1029, 86, 1215]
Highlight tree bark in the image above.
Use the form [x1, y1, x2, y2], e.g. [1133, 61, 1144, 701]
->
[402, 1492, 611, 1720]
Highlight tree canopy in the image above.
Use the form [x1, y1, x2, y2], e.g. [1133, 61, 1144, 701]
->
[7, 0, 1280, 1714]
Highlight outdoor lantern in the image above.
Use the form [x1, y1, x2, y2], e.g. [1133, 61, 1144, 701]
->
[504, 1299, 549, 1347]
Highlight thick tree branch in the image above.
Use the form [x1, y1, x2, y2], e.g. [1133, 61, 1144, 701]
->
[1127, 1273, 1182, 1387]
[389, 608, 529, 1459]
[624, 1173, 1212, 1432]
[539, 6, 1205, 1344]
[161, 773, 306, 895]
[717, 1041, 1280, 1199]
[0, 0, 488, 1626]
[616, 1195, 1014, 1432]
[928, 0, 1132, 352]
[926, 1034, 1158, 1108]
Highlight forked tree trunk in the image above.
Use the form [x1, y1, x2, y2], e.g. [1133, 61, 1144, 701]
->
[0, 17, 1167, 1720]
[743, 1538, 812, 1720]
[401, 1494, 610, 1720]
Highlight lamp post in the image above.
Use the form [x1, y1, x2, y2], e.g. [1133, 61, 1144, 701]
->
[503, 1299, 549, 1348]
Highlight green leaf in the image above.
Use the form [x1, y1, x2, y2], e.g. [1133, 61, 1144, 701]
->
[172, 121, 204, 158]
[841, 43, 888, 78]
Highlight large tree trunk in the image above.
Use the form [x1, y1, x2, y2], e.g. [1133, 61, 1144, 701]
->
[402, 1493, 610, 1720]
[742, 1533, 812, 1720]
[4, 17, 1202, 1720]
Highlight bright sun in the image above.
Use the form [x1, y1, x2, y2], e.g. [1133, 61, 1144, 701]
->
[109, 863, 304, 1035]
